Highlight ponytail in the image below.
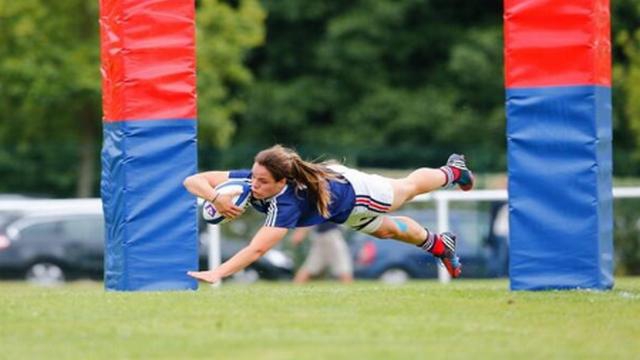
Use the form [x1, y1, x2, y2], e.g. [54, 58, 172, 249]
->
[289, 153, 339, 218]
[255, 145, 338, 218]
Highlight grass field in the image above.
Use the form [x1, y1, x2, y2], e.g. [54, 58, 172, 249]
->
[1, 278, 639, 360]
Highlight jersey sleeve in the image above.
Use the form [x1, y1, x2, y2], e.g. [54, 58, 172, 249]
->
[264, 196, 300, 229]
[228, 169, 251, 179]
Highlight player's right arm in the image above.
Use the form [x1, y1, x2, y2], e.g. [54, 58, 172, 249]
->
[183, 171, 243, 218]
[183, 171, 229, 201]
[187, 226, 288, 284]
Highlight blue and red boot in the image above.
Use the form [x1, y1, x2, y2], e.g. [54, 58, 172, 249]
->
[441, 153, 474, 191]
[428, 232, 462, 278]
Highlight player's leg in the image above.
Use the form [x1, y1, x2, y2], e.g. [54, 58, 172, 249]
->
[388, 169, 446, 211]
[325, 230, 354, 284]
[294, 238, 325, 284]
[369, 216, 427, 245]
[387, 154, 474, 211]
[293, 269, 312, 284]
[370, 216, 462, 278]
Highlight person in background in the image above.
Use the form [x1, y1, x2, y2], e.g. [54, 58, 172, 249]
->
[291, 223, 353, 284]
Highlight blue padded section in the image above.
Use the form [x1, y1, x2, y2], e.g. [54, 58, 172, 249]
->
[506, 86, 613, 290]
[102, 119, 198, 291]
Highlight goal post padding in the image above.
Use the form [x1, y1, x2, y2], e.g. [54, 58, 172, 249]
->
[100, 0, 198, 291]
[504, 0, 613, 290]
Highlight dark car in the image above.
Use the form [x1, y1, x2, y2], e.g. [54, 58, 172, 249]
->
[0, 210, 105, 285]
[0, 207, 293, 285]
[350, 208, 504, 283]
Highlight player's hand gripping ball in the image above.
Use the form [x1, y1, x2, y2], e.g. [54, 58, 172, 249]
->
[202, 179, 252, 224]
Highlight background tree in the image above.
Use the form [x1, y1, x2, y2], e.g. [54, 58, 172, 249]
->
[0, 0, 264, 196]
[196, 0, 265, 148]
[230, 0, 507, 170]
[1, 0, 639, 196]
[612, 0, 640, 174]
[0, 1, 101, 197]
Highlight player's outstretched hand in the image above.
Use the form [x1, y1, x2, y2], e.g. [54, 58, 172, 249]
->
[187, 270, 220, 284]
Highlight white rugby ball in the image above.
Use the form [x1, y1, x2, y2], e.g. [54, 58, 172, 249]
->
[202, 179, 252, 225]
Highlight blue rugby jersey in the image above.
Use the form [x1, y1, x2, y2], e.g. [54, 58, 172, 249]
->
[229, 169, 356, 228]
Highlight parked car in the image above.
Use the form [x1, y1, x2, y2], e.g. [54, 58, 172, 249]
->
[0, 210, 105, 285]
[0, 206, 293, 285]
[349, 208, 504, 283]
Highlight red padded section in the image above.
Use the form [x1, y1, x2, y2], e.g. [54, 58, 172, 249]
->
[100, 0, 196, 121]
[504, 0, 611, 88]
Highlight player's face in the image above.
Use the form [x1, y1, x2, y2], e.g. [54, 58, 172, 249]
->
[250, 162, 287, 199]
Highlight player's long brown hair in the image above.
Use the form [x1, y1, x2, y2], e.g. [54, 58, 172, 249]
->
[255, 145, 339, 218]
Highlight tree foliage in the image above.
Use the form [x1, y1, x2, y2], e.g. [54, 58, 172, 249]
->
[0, 0, 101, 196]
[0, 0, 264, 196]
[0, 0, 101, 141]
[232, 0, 507, 170]
[613, 0, 640, 172]
[196, 0, 265, 148]
[1, 0, 640, 197]
[217, 0, 638, 174]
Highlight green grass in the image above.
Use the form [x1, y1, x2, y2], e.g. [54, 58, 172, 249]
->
[1, 279, 639, 360]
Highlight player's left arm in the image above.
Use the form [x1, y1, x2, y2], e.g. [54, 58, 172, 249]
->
[187, 226, 288, 283]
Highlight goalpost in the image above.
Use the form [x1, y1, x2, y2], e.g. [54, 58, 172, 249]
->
[98, 0, 616, 291]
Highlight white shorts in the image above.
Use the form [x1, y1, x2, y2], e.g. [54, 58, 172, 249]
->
[329, 165, 393, 234]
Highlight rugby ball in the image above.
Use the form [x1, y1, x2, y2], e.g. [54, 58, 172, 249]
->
[202, 179, 252, 225]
